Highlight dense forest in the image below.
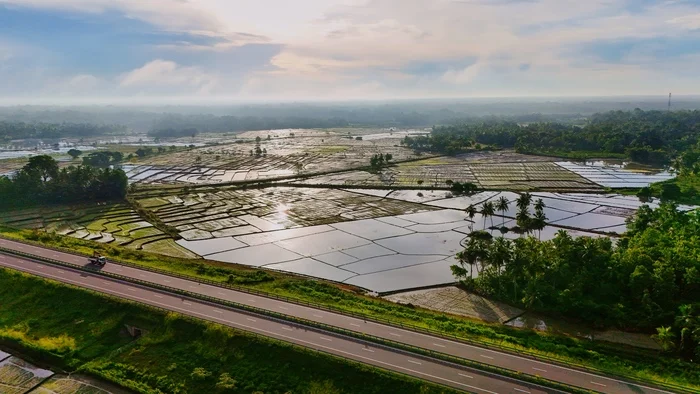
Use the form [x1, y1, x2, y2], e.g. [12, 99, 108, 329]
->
[0, 155, 128, 208]
[0, 122, 127, 143]
[453, 203, 700, 360]
[404, 109, 700, 165]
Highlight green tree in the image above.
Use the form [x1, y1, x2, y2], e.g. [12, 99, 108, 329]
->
[465, 204, 477, 231]
[496, 195, 509, 227]
[481, 201, 496, 229]
[654, 326, 676, 352]
[26, 155, 59, 182]
[67, 148, 82, 159]
[516, 192, 532, 211]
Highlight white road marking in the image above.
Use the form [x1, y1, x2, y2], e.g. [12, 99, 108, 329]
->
[249, 299, 256, 303]
[362, 348, 375, 353]
[218, 292, 226, 296]
[282, 327, 293, 331]
[213, 309, 223, 314]
[388, 332, 401, 337]
[480, 355, 494, 360]
[183, 301, 192, 306]
[57, 270, 65, 274]
[102, 281, 110, 285]
[458, 373, 473, 379]
[591, 381, 607, 387]
[154, 294, 163, 299]
[278, 306, 288, 310]
[1, 253, 668, 394]
[313, 314, 323, 318]
[513, 388, 530, 393]
[407, 359, 422, 365]
[0, 260, 511, 394]
[247, 318, 257, 322]
[114, 268, 122, 271]
[350, 323, 360, 327]
[433, 343, 446, 348]
[532, 367, 547, 373]
[319, 337, 332, 342]
[128, 288, 137, 292]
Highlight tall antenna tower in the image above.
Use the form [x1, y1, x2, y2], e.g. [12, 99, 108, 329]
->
[668, 92, 672, 112]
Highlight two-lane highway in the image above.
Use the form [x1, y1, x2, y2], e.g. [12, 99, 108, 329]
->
[0, 251, 553, 394]
[0, 237, 678, 394]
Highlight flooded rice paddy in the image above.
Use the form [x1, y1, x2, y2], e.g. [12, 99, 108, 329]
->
[556, 161, 674, 188]
[166, 189, 690, 293]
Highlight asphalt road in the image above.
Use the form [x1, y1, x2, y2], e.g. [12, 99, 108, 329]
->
[0, 238, 676, 394]
[0, 252, 555, 394]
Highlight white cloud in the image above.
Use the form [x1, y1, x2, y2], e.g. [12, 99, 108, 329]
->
[442, 63, 482, 84]
[668, 13, 700, 30]
[119, 60, 218, 95]
[2, 0, 700, 100]
[0, 0, 223, 33]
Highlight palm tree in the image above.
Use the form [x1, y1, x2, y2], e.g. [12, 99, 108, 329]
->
[481, 201, 495, 230]
[516, 192, 532, 211]
[534, 198, 546, 212]
[488, 237, 512, 275]
[496, 196, 509, 228]
[516, 207, 530, 236]
[533, 209, 547, 240]
[675, 304, 699, 354]
[653, 326, 676, 352]
[465, 205, 477, 231]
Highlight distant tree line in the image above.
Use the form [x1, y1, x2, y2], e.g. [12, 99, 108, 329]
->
[147, 114, 349, 137]
[403, 109, 700, 165]
[0, 122, 127, 143]
[82, 151, 124, 167]
[0, 155, 128, 208]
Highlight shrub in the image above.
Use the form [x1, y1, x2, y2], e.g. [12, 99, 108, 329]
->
[191, 367, 212, 380]
[216, 373, 237, 390]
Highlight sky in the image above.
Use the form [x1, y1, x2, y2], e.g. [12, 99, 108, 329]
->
[1, 0, 700, 104]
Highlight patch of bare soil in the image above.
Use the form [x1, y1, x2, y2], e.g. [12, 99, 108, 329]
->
[384, 286, 522, 323]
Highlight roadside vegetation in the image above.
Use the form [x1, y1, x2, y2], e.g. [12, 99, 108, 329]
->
[0, 268, 459, 394]
[1, 225, 699, 390]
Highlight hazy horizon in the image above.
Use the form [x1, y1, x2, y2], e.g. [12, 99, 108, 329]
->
[2, 1, 700, 104]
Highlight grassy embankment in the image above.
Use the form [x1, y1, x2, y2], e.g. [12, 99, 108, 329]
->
[1, 226, 699, 390]
[0, 268, 459, 394]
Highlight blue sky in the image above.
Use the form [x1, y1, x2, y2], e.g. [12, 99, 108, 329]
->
[1, 0, 700, 103]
